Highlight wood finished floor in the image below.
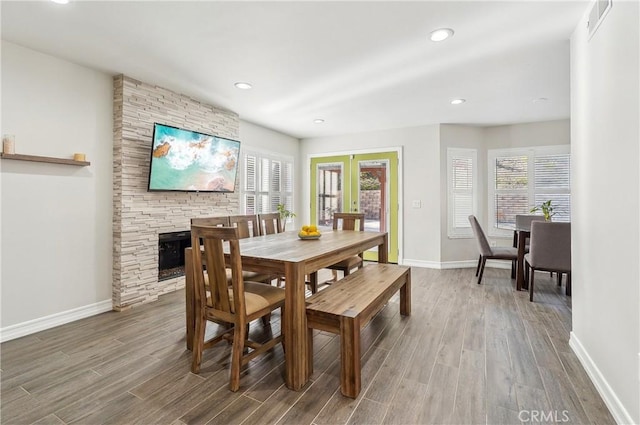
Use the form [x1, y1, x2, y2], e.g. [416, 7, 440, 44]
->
[1, 267, 615, 425]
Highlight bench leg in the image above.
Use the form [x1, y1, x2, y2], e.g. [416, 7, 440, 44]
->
[400, 272, 411, 316]
[340, 315, 361, 398]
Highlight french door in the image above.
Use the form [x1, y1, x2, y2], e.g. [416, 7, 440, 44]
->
[310, 152, 398, 263]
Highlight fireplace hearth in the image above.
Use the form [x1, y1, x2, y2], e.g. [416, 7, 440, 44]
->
[158, 231, 191, 281]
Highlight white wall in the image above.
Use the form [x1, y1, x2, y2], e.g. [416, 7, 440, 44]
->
[1, 42, 114, 334]
[301, 124, 441, 265]
[439, 124, 485, 263]
[570, 2, 639, 423]
[483, 119, 571, 150]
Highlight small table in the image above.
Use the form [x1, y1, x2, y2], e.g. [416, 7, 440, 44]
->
[184, 229, 388, 391]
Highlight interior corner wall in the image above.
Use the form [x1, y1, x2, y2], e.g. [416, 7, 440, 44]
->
[112, 76, 240, 310]
[300, 124, 441, 266]
[1, 41, 113, 329]
[570, 2, 639, 423]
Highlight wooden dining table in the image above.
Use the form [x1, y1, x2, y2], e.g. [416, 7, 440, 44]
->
[184, 229, 388, 391]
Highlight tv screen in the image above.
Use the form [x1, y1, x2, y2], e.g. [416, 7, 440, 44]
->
[148, 123, 241, 192]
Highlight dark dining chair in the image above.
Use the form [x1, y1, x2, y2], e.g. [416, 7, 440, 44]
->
[525, 221, 571, 302]
[326, 213, 365, 282]
[189, 225, 285, 390]
[513, 214, 546, 247]
[468, 215, 518, 284]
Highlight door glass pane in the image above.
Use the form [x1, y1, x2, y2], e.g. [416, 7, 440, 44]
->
[316, 163, 342, 227]
[358, 160, 388, 233]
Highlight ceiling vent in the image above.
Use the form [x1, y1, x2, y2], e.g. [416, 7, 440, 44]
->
[588, 0, 612, 40]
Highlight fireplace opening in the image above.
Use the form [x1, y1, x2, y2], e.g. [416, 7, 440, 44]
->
[158, 230, 191, 281]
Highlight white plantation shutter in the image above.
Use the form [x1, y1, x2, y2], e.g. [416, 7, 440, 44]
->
[243, 155, 257, 214]
[447, 148, 477, 238]
[240, 149, 294, 218]
[534, 154, 571, 222]
[488, 146, 571, 236]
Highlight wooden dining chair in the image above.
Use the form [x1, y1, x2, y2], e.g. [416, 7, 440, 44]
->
[326, 213, 365, 283]
[191, 216, 230, 227]
[525, 221, 571, 302]
[257, 212, 283, 235]
[190, 225, 285, 391]
[468, 215, 518, 284]
[229, 214, 261, 238]
[258, 212, 317, 292]
[191, 215, 271, 284]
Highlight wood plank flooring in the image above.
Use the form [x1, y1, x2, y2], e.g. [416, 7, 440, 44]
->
[1, 267, 615, 424]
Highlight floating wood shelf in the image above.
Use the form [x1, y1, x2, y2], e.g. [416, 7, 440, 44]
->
[0, 153, 90, 166]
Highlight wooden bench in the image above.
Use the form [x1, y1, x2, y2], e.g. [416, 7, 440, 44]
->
[305, 263, 411, 398]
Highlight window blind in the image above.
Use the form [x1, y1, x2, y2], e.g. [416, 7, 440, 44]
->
[447, 148, 477, 238]
[241, 150, 294, 221]
[488, 146, 571, 236]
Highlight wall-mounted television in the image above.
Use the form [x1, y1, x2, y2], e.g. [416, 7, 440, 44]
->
[147, 123, 241, 192]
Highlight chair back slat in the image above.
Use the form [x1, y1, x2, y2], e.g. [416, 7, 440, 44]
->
[229, 214, 260, 238]
[333, 212, 365, 231]
[191, 216, 230, 227]
[258, 213, 283, 235]
[468, 215, 492, 256]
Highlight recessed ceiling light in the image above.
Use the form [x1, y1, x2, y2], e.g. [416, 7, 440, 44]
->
[533, 97, 548, 103]
[234, 82, 252, 90]
[430, 28, 454, 42]
[450, 98, 466, 105]
[313, 119, 325, 124]
[50, 0, 69, 4]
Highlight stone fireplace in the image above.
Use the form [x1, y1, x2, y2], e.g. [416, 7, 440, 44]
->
[112, 75, 239, 310]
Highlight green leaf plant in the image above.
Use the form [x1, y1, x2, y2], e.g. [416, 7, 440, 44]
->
[530, 200, 555, 221]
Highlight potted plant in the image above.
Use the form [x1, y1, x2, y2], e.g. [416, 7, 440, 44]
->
[530, 200, 555, 221]
[277, 203, 296, 231]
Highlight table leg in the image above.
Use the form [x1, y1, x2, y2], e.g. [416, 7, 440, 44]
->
[184, 248, 194, 350]
[284, 262, 309, 390]
[516, 231, 528, 291]
[378, 234, 389, 264]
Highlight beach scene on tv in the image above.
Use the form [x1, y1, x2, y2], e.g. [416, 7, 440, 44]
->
[149, 125, 240, 192]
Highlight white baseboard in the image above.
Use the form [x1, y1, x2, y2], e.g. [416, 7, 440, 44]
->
[569, 332, 635, 425]
[1, 300, 113, 343]
[401, 259, 511, 270]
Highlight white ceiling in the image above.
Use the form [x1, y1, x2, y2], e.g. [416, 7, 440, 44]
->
[1, 1, 588, 139]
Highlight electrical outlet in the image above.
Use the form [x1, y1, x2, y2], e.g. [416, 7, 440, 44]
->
[412, 200, 421, 208]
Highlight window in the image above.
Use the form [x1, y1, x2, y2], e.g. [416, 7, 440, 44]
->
[447, 148, 478, 238]
[241, 150, 294, 225]
[488, 145, 570, 237]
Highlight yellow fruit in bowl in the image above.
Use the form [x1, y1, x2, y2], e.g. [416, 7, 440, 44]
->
[298, 224, 321, 238]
